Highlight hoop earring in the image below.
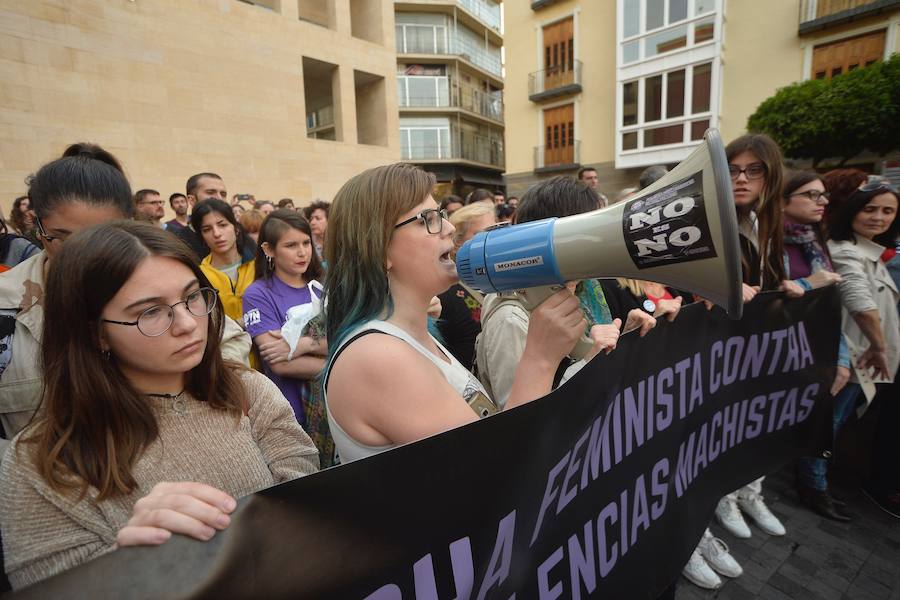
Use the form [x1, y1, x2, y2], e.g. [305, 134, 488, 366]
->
[265, 255, 275, 271]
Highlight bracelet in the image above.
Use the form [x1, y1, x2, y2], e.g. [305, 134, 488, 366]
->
[797, 278, 813, 291]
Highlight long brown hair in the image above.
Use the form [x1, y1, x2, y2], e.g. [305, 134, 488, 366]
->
[254, 209, 323, 281]
[22, 221, 246, 500]
[726, 134, 786, 288]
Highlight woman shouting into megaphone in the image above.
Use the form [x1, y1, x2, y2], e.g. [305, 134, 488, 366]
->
[322, 163, 604, 463]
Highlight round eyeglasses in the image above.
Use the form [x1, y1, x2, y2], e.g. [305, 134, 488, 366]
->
[394, 208, 448, 235]
[102, 287, 218, 337]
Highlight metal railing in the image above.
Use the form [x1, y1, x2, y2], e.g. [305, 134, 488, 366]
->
[528, 60, 583, 97]
[533, 140, 581, 170]
[395, 27, 502, 76]
[799, 0, 897, 23]
[398, 87, 503, 121]
[402, 131, 505, 167]
[457, 0, 502, 31]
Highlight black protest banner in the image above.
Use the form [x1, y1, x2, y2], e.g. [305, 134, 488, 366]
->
[16, 289, 840, 600]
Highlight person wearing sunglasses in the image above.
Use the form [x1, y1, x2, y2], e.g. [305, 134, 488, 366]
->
[322, 163, 588, 464]
[0, 222, 319, 589]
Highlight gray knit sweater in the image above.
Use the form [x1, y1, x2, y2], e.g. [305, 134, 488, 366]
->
[0, 370, 319, 589]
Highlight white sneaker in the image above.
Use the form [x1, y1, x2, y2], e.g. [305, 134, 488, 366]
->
[738, 493, 786, 536]
[682, 547, 723, 589]
[715, 497, 751, 538]
[699, 529, 743, 578]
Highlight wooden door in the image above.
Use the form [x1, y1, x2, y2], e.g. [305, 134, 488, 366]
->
[542, 17, 574, 91]
[544, 104, 574, 167]
[812, 29, 885, 79]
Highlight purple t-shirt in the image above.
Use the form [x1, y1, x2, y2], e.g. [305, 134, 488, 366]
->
[242, 276, 322, 424]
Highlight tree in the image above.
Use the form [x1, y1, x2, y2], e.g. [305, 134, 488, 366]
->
[747, 53, 899, 166]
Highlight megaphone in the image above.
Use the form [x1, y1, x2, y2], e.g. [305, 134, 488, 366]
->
[456, 128, 743, 357]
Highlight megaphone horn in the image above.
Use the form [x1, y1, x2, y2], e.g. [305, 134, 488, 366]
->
[455, 128, 743, 356]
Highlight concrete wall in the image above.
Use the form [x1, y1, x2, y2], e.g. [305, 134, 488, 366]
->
[0, 0, 400, 216]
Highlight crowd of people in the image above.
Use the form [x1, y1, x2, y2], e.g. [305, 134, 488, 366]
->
[0, 135, 896, 597]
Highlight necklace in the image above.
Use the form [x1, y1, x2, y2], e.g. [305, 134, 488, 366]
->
[146, 390, 187, 415]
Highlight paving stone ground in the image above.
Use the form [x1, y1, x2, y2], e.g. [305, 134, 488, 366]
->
[675, 408, 900, 600]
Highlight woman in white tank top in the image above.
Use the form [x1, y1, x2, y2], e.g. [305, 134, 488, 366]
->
[323, 164, 594, 462]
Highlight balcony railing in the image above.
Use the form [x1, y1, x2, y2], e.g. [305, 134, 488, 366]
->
[533, 140, 581, 171]
[395, 26, 502, 76]
[799, 0, 900, 32]
[528, 61, 583, 101]
[457, 0, 502, 32]
[398, 80, 504, 121]
[402, 131, 504, 168]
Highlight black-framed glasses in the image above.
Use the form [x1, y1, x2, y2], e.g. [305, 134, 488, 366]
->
[102, 287, 218, 337]
[394, 208, 448, 235]
[728, 163, 767, 180]
[789, 190, 830, 203]
[34, 215, 69, 244]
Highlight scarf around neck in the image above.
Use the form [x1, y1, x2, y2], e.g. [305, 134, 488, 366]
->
[783, 222, 833, 274]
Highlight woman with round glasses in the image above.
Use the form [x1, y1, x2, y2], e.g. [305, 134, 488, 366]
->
[0, 144, 133, 460]
[0, 221, 319, 589]
[0, 145, 251, 460]
[780, 171, 853, 522]
[323, 163, 588, 463]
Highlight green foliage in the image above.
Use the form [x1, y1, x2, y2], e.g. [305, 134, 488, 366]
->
[747, 53, 899, 165]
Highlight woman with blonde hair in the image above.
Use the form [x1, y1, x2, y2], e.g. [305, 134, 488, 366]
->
[323, 163, 590, 463]
[433, 202, 497, 368]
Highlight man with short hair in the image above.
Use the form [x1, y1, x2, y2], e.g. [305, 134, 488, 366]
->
[173, 172, 228, 260]
[577, 167, 609, 207]
[165, 193, 189, 232]
[493, 190, 505, 205]
[133, 189, 165, 228]
[577, 167, 599, 189]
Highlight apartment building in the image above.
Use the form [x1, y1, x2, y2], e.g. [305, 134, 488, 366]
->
[0, 0, 399, 210]
[505, 0, 900, 199]
[395, 0, 505, 197]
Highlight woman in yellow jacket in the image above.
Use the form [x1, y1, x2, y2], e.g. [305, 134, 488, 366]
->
[191, 199, 257, 323]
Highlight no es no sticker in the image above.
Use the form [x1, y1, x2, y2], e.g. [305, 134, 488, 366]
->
[622, 171, 717, 269]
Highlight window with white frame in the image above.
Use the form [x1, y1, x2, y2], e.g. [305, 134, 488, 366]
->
[400, 117, 452, 160]
[621, 61, 712, 151]
[397, 75, 450, 107]
[616, 0, 720, 166]
[621, 0, 716, 65]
